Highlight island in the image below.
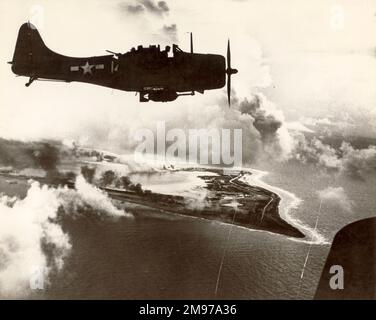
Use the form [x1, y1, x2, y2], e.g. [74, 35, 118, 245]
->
[0, 167, 305, 239]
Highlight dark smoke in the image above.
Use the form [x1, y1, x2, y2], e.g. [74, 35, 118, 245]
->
[239, 95, 282, 144]
[30, 143, 59, 174]
[80, 166, 144, 194]
[0, 138, 60, 175]
[81, 165, 96, 183]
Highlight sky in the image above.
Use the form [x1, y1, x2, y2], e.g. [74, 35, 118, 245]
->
[0, 0, 375, 144]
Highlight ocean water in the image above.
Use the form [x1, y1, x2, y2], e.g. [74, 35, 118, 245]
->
[36, 164, 376, 299]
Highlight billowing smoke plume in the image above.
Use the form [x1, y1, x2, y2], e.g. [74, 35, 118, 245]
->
[67, 91, 295, 166]
[0, 175, 131, 298]
[237, 93, 292, 161]
[147, 91, 294, 165]
[317, 186, 353, 213]
[240, 95, 282, 140]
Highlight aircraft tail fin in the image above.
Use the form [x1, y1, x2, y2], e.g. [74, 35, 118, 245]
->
[10, 22, 53, 76]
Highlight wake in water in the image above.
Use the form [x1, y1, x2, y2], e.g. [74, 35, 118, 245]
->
[0, 175, 132, 298]
[240, 168, 329, 245]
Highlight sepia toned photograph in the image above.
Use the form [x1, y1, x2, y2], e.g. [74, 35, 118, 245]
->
[0, 0, 375, 304]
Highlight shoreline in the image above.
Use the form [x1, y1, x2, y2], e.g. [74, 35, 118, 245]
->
[241, 168, 329, 245]
[0, 168, 305, 239]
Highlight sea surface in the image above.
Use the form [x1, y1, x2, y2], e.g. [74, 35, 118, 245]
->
[36, 163, 376, 299]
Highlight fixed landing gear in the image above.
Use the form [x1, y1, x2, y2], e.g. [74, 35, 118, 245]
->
[25, 76, 36, 87]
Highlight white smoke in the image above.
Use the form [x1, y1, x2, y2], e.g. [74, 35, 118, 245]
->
[317, 186, 353, 213]
[184, 189, 210, 211]
[138, 92, 295, 165]
[68, 89, 300, 168]
[0, 175, 131, 298]
[0, 182, 70, 297]
[60, 175, 130, 217]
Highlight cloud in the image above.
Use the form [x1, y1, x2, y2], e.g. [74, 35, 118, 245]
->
[120, 3, 144, 14]
[285, 121, 314, 133]
[339, 142, 376, 180]
[317, 186, 353, 213]
[299, 116, 357, 136]
[119, 0, 169, 16]
[162, 23, 178, 42]
[292, 134, 376, 180]
[292, 135, 342, 170]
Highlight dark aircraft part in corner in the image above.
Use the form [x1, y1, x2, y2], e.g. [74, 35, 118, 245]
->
[10, 22, 238, 105]
[314, 217, 376, 300]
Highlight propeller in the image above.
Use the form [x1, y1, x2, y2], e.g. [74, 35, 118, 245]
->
[225, 39, 238, 107]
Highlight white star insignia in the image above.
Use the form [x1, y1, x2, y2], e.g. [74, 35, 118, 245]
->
[81, 61, 94, 75]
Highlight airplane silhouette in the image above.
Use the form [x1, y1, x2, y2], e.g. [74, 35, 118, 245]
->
[9, 22, 238, 105]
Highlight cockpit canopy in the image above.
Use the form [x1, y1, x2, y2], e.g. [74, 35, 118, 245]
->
[127, 44, 183, 58]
